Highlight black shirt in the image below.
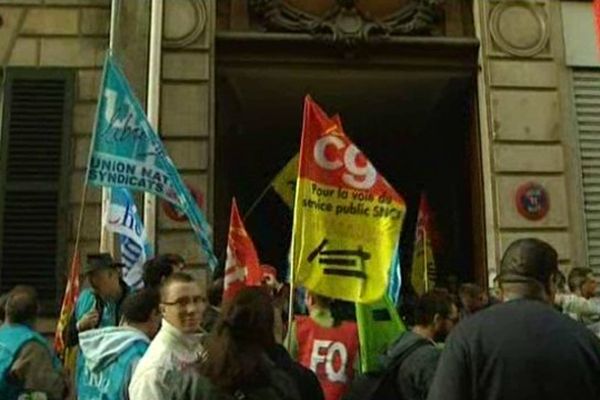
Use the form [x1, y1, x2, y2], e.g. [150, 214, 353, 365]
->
[427, 299, 600, 400]
[380, 331, 440, 400]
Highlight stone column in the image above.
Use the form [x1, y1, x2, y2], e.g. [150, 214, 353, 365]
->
[159, 0, 215, 284]
[474, 0, 578, 283]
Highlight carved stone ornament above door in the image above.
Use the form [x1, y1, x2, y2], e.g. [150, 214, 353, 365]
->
[489, 1, 549, 58]
[249, 0, 445, 46]
[164, 0, 207, 49]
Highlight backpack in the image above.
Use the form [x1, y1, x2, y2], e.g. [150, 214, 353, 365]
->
[343, 338, 430, 400]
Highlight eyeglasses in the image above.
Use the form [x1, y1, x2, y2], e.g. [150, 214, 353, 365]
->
[161, 295, 205, 308]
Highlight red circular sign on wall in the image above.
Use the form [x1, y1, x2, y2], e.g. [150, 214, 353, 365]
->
[515, 182, 549, 221]
[162, 184, 205, 222]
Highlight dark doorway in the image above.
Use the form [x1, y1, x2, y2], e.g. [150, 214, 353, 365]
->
[215, 35, 482, 290]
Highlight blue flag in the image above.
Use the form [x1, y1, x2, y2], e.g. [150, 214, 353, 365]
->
[105, 187, 153, 288]
[387, 247, 402, 305]
[88, 55, 218, 270]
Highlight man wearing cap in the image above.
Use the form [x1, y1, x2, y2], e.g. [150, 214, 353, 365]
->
[427, 238, 600, 400]
[75, 253, 128, 333]
[73, 253, 129, 390]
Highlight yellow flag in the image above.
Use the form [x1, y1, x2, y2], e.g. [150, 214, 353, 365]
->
[272, 153, 299, 208]
[291, 96, 405, 303]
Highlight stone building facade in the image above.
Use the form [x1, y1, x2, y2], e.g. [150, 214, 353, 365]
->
[0, 0, 597, 321]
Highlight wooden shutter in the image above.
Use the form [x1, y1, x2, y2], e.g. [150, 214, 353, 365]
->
[0, 69, 73, 312]
[575, 69, 600, 270]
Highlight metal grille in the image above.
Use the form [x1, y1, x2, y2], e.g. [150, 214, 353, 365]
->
[574, 69, 600, 270]
[0, 71, 73, 309]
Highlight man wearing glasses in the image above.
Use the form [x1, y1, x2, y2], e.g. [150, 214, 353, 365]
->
[129, 272, 206, 399]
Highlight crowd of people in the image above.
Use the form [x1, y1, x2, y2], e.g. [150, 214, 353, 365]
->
[2, 238, 600, 399]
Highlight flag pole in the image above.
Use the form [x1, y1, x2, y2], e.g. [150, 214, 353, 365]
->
[422, 227, 429, 293]
[144, 0, 163, 252]
[285, 174, 301, 350]
[100, 0, 120, 255]
[242, 180, 274, 221]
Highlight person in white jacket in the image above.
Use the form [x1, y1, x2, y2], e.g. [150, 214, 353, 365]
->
[129, 272, 207, 399]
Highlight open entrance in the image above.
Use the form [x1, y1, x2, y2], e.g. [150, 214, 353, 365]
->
[215, 35, 484, 292]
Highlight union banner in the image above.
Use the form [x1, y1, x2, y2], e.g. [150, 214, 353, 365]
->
[87, 55, 217, 269]
[292, 96, 406, 303]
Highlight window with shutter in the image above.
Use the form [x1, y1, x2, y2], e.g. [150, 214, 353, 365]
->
[575, 69, 600, 271]
[0, 69, 73, 313]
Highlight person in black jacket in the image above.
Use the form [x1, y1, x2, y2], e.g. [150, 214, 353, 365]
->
[380, 289, 458, 400]
[428, 238, 600, 400]
[267, 344, 325, 400]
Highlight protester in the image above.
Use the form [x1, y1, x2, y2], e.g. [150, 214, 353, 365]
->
[142, 253, 185, 289]
[427, 238, 600, 400]
[344, 289, 458, 400]
[568, 267, 598, 299]
[392, 290, 457, 399]
[458, 283, 489, 318]
[555, 270, 600, 320]
[197, 286, 302, 400]
[288, 291, 359, 400]
[566, 267, 600, 324]
[72, 253, 129, 389]
[201, 278, 223, 333]
[129, 272, 206, 399]
[78, 288, 161, 400]
[74, 253, 128, 334]
[0, 286, 66, 399]
[267, 343, 325, 400]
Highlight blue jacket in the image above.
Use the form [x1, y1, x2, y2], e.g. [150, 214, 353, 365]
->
[75, 288, 119, 328]
[78, 326, 150, 400]
[75, 285, 129, 390]
[0, 324, 62, 399]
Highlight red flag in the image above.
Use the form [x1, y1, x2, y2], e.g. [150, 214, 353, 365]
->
[411, 194, 438, 295]
[54, 253, 81, 355]
[223, 198, 262, 301]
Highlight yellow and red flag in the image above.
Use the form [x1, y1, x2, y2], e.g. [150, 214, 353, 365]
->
[272, 153, 299, 208]
[410, 194, 438, 295]
[272, 115, 344, 210]
[223, 198, 263, 301]
[291, 96, 406, 303]
[54, 252, 81, 372]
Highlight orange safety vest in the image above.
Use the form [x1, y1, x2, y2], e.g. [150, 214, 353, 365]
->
[296, 315, 359, 400]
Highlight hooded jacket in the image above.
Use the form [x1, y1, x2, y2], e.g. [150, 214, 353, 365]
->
[380, 331, 440, 400]
[78, 326, 150, 400]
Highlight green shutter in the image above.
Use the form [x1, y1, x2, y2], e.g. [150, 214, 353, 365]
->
[575, 69, 600, 270]
[0, 69, 73, 312]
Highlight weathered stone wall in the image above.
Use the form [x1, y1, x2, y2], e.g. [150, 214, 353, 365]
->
[0, 0, 109, 331]
[0, 0, 216, 291]
[0, 0, 109, 270]
[474, 0, 580, 281]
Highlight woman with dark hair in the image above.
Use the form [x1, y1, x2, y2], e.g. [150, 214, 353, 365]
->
[195, 287, 302, 400]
